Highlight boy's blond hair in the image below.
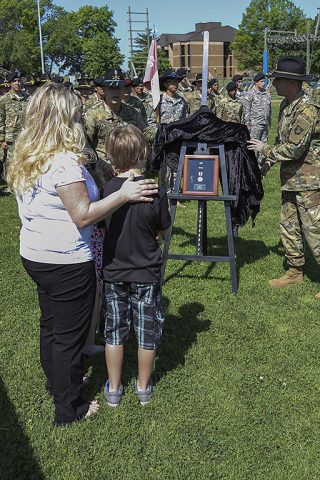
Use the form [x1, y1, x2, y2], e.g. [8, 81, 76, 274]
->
[105, 125, 148, 172]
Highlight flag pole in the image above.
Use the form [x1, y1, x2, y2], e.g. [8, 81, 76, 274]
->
[37, 0, 45, 74]
[201, 31, 209, 105]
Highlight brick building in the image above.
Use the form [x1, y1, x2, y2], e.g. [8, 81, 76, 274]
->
[159, 22, 239, 78]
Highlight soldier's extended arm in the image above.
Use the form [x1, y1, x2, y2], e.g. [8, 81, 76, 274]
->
[262, 110, 317, 163]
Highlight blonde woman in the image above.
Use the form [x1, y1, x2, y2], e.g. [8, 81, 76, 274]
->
[6, 83, 157, 426]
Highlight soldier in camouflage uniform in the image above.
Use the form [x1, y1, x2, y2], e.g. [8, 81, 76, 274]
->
[185, 74, 215, 115]
[84, 68, 149, 185]
[85, 75, 105, 111]
[0, 70, 29, 174]
[248, 56, 320, 296]
[232, 74, 245, 100]
[176, 68, 193, 97]
[158, 71, 189, 196]
[122, 78, 149, 125]
[215, 82, 245, 124]
[130, 77, 154, 125]
[158, 71, 189, 124]
[242, 73, 271, 163]
[207, 78, 221, 114]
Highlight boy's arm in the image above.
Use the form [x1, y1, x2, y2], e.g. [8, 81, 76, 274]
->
[156, 187, 171, 233]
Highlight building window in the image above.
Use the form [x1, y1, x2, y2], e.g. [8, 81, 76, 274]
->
[181, 44, 185, 67]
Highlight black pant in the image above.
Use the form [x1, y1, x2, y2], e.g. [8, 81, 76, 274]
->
[22, 258, 96, 425]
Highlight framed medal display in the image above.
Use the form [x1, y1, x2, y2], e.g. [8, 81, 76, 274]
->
[182, 155, 219, 196]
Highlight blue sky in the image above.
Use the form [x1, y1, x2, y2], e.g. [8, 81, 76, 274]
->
[55, 0, 320, 67]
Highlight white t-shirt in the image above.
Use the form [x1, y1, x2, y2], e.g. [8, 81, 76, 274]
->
[17, 151, 99, 264]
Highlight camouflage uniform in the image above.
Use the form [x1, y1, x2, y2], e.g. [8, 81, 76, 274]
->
[0, 90, 29, 165]
[84, 99, 148, 160]
[208, 91, 221, 114]
[242, 86, 272, 162]
[131, 91, 154, 124]
[159, 92, 189, 124]
[262, 91, 320, 268]
[184, 89, 214, 115]
[85, 92, 103, 111]
[215, 95, 245, 123]
[157, 92, 189, 192]
[127, 94, 148, 124]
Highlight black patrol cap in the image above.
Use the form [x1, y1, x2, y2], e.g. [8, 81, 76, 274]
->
[226, 81, 237, 92]
[7, 70, 22, 83]
[253, 73, 265, 82]
[208, 78, 218, 88]
[131, 77, 144, 86]
[232, 74, 243, 83]
[103, 68, 126, 88]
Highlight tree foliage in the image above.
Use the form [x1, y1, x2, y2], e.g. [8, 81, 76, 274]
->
[231, 0, 309, 71]
[0, 1, 124, 76]
[131, 32, 171, 76]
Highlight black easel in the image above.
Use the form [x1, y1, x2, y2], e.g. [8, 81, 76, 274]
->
[161, 141, 238, 294]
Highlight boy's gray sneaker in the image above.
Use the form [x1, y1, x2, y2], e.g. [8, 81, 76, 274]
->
[104, 380, 123, 407]
[134, 380, 153, 406]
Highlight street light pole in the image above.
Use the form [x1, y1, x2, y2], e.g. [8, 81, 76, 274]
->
[37, 0, 45, 74]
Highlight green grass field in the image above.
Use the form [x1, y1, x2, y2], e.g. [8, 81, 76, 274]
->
[2, 101, 320, 480]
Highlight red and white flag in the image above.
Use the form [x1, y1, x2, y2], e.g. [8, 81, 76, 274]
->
[143, 38, 160, 110]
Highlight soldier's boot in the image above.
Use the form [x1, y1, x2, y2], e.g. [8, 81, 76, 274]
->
[268, 267, 303, 288]
[314, 291, 320, 300]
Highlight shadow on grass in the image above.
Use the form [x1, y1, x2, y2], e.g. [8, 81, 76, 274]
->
[164, 226, 269, 284]
[87, 299, 209, 393]
[0, 377, 45, 480]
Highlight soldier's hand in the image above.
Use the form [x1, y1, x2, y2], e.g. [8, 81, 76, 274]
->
[260, 161, 271, 177]
[247, 139, 264, 152]
[1, 142, 8, 150]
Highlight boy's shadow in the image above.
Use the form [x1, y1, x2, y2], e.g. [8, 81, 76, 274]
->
[86, 297, 210, 394]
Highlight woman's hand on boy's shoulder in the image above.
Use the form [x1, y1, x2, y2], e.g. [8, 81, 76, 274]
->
[120, 171, 158, 203]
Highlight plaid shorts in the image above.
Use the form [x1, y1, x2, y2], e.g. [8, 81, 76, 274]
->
[102, 282, 164, 350]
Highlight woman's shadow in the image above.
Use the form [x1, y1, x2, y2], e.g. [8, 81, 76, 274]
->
[86, 297, 210, 393]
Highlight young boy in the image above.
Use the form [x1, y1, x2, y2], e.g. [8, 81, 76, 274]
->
[101, 125, 171, 406]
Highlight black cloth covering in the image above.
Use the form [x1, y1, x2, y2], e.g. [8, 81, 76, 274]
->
[151, 106, 264, 229]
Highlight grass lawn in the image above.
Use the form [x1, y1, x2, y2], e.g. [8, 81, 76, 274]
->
[2, 99, 320, 480]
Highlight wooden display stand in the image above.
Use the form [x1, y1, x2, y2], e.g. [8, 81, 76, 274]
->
[161, 141, 238, 294]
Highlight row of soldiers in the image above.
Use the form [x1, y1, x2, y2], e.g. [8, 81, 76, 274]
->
[0, 65, 309, 179]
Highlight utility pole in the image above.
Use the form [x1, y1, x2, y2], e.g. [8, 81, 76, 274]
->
[37, 0, 45, 74]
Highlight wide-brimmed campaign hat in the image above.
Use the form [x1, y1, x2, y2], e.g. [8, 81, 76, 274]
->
[7, 70, 22, 83]
[268, 56, 313, 81]
[159, 70, 183, 91]
[103, 68, 126, 88]
[192, 73, 203, 86]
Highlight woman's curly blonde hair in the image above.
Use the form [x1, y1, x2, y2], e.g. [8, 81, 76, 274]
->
[6, 83, 87, 194]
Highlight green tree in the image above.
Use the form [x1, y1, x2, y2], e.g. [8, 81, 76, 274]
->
[231, 0, 307, 71]
[131, 32, 171, 76]
[0, 2, 123, 76]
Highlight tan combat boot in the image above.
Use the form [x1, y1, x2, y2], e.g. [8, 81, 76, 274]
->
[315, 291, 320, 300]
[268, 268, 303, 288]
